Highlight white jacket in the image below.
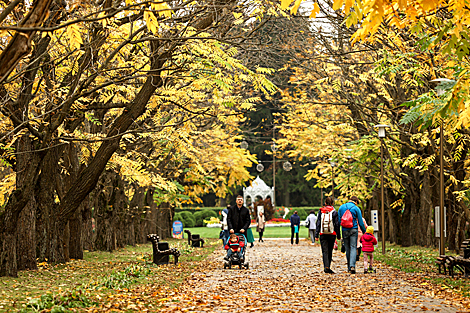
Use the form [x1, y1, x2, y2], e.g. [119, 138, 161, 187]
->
[306, 213, 317, 230]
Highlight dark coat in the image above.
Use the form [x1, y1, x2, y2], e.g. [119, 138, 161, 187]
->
[227, 205, 251, 233]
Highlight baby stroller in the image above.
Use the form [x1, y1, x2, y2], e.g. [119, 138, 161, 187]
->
[223, 233, 249, 270]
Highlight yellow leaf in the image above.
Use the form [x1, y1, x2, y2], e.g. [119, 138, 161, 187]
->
[233, 12, 242, 19]
[332, 0, 343, 11]
[291, 0, 302, 14]
[345, 0, 353, 12]
[281, 0, 293, 10]
[309, 2, 320, 18]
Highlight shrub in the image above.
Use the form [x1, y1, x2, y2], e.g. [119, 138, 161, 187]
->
[193, 210, 218, 226]
[178, 211, 196, 228]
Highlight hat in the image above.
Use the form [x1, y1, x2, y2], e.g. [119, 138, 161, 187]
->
[366, 226, 374, 234]
[222, 208, 228, 214]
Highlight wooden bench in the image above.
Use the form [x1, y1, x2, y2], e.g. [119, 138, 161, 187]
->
[147, 234, 181, 265]
[184, 229, 205, 248]
[436, 240, 470, 278]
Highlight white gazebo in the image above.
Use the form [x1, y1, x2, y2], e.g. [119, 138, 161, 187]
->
[243, 176, 274, 208]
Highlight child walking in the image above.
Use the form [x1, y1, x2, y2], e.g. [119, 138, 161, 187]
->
[361, 226, 378, 274]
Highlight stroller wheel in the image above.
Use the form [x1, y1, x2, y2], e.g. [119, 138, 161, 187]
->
[239, 264, 242, 269]
[245, 262, 249, 269]
[223, 263, 227, 269]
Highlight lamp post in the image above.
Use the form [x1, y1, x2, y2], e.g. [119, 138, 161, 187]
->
[431, 78, 454, 256]
[272, 126, 276, 209]
[374, 124, 390, 255]
[328, 158, 336, 201]
[344, 149, 353, 195]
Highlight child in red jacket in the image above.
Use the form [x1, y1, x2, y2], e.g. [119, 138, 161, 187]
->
[361, 226, 378, 274]
[224, 233, 245, 261]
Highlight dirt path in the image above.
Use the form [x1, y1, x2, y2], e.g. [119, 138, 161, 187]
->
[159, 238, 470, 312]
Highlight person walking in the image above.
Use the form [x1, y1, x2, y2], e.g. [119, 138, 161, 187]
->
[356, 216, 368, 261]
[221, 206, 230, 246]
[315, 197, 341, 273]
[290, 210, 301, 245]
[338, 196, 366, 274]
[305, 210, 317, 245]
[361, 226, 378, 274]
[227, 195, 251, 236]
[256, 211, 265, 242]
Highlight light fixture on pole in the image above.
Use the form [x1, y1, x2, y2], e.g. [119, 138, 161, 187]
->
[272, 126, 277, 210]
[344, 149, 353, 195]
[328, 158, 336, 201]
[283, 161, 292, 171]
[240, 140, 249, 150]
[256, 163, 264, 172]
[374, 124, 390, 255]
[430, 78, 454, 256]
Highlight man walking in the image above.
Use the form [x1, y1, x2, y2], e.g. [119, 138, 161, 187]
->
[290, 210, 301, 245]
[338, 196, 366, 274]
[227, 195, 251, 235]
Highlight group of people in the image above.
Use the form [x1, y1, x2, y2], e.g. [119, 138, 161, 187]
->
[221, 194, 377, 274]
[314, 196, 377, 274]
[284, 195, 377, 274]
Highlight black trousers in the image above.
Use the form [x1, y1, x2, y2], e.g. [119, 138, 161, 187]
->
[291, 227, 299, 244]
[320, 234, 336, 269]
[258, 230, 264, 241]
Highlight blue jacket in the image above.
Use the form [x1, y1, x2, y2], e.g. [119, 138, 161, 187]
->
[338, 201, 366, 233]
[290, 213, 300, 228]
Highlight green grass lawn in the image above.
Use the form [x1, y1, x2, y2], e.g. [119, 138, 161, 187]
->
[186, 226, 311, 239]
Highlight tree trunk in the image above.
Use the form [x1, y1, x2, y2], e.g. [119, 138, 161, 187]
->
[16, 135, 37, 270]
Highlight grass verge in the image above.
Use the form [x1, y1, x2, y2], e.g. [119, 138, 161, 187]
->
[374, 242, 470, 298]
[0, 238, 219, 312]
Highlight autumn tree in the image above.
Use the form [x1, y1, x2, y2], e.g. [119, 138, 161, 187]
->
[0, 0, 279, 277]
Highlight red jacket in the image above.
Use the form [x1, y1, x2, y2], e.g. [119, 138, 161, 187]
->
[225, 236, 245, 251]
[361, 233, 377, 253]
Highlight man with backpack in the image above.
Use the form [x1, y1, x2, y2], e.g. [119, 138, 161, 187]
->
[315, 197, 341, 273]
[338, 196, 367, 274]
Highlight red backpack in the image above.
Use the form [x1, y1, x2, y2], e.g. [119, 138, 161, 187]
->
[341, 208, 354, 228]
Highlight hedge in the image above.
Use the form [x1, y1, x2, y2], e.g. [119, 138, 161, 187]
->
[176, 211, 196, 228]
[193, 210, 219, 227]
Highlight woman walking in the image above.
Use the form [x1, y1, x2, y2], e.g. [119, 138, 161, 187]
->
[315, 197, 341, 273]
[256, 211, 265, 242]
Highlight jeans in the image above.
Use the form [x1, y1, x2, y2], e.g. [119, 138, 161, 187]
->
[227, 249, 242, 259]
[309, 229, 316, 243]
[291, 227, 299, 244]
[342, 228, 358, 270]
[320, 234, 336, 269]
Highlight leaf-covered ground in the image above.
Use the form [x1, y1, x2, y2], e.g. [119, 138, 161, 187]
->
[158, 239, 470, 312]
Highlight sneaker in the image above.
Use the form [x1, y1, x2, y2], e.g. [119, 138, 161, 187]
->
[324, 268, 335, 274]
[350, 267, 356, 274]
[369, 267, 375, 273]
[364, 269, 368, 274]
[250, 243, 254, 248]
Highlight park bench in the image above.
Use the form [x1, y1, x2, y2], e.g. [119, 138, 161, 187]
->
[147, 234, 181, 265]
[184, 229, 205, 248]
[436, 239, 470, 278]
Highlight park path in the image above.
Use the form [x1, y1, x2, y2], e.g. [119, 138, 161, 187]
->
[158, 238, 470, 312]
